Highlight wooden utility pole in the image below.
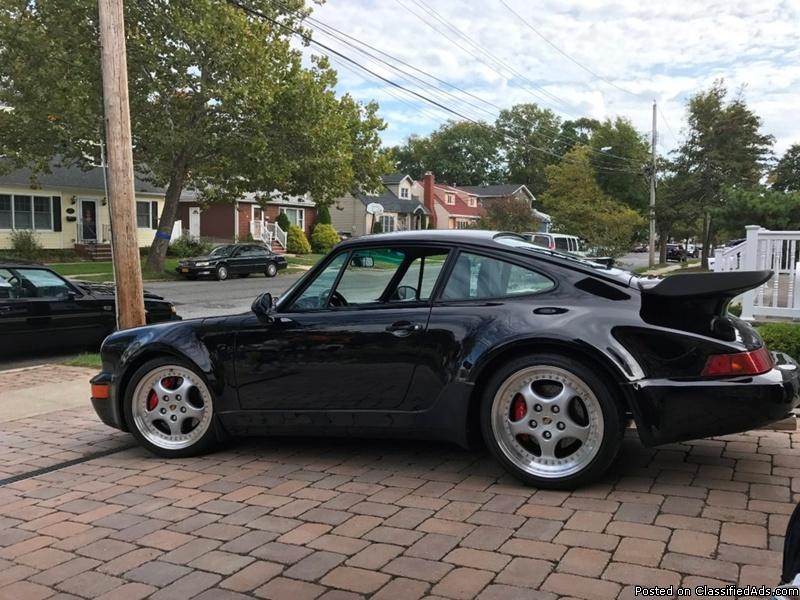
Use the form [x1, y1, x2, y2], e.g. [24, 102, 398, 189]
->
[648, 100, 657, 268]
[98, 0, 145, 328]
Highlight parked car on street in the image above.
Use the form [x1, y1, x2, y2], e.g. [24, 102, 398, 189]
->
[0, 262, 179, 356]
[523, 232, 614, 267]
[90, 230, 799, 488]
[665, 243, 687, 262]
[176, 243, 287, 281]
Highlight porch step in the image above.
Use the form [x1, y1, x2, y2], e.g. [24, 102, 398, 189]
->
[75, 244, 113, 261]
[271, 242, 285, 254]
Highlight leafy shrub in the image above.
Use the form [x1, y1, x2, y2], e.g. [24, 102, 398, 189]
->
[757, 323, 800, 360]
[10, 230, 42, 260]
[727, 303, 742, 317]
[168, 235, 213, 258]
[287, 224, 311, 254]
[276, 212, 291, 231]
[316, 204, 331, 225]
[311, 223, 340, 254]
[371, 220, 383, 234]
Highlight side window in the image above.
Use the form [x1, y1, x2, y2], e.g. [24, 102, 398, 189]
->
[533, 235, 549, 247]
[0, 268, 16, 299]
[554, 237, 570, 251]
[290, 253, 348, 310]
[15, 268, 74, 299]
[391, 251, 449, 302]
[334, 249, 406, 306]
[441, 253, 554, 301]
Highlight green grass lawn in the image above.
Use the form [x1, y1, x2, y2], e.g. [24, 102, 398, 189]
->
[49, 258, 180, 281]
[63, 353, 102, 368]
[286, 253, 325, 267]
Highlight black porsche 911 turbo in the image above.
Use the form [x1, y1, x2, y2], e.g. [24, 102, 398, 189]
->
[90, 230, 800, 488]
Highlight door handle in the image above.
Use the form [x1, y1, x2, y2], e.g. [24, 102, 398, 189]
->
[0, 306, 11, 313]
[386, 321, 423, 336]
[533, 307, 568, 315]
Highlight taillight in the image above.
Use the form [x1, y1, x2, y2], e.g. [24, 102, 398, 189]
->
[549, 241, 555, 250]
[701, 347, 773, 377]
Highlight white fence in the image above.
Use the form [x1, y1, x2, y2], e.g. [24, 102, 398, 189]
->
[714, 225, 800, 320]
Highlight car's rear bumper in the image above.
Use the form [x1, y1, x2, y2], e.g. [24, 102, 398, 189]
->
[90, 371, 125, 431]
[629, 352, 800, 446]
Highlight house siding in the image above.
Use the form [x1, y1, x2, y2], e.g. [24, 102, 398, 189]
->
[0, 185, 164, 250]
[330, 194, 367, 238]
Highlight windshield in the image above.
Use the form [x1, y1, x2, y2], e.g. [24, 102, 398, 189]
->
[494, 234, 634, 279]
[209, 245, 233, 257]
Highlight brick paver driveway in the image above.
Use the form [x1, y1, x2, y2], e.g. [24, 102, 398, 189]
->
[1, 372, 798, 599]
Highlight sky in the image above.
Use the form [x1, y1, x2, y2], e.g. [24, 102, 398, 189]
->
[304, 0, 800, 159]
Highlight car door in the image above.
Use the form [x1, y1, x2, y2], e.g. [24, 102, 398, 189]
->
[0, 268, 32, 354]
[244, 246, 269, 274]
[234, 245, 451, 412]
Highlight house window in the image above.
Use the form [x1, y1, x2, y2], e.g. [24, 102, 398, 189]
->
[381, 215, 396, 232]
[280, 207, 305, 231]
[445, 193, 455, 205]
[136, 201, 152, 229]
[468, 196, 477, 208]
[400, 187, 409, 199]
[0, 194, 55, 231]
[456, 219, 473, 229]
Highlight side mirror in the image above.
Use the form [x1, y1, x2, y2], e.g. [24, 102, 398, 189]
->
[251, 292, 274, 318]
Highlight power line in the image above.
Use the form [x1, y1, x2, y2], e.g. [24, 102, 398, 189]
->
[226, 0, 643, 174]
[274, 0, 643, 168]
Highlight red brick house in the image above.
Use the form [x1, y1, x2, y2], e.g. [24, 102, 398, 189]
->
[177, 192, 316, 252]
[421, 173, 482, 229]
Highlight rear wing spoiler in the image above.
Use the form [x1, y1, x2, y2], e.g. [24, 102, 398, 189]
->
[639, 270, 772, 299]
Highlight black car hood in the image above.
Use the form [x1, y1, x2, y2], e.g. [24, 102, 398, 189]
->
[72, 280, 164, 301]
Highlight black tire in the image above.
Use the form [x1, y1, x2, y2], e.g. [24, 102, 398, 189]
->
[480, 353, 624, 489]
[215, 264, 229, 281]
[238, 273, 250, 278]
[122, 357, 219, 458]
[265, 262, 278, 278]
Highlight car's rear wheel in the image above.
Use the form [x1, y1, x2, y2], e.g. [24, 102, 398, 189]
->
[123, 358, 218, 457]
[265, 262, 278, 277]
[481, 354, 623, 489]
[215, 264, 229, 281]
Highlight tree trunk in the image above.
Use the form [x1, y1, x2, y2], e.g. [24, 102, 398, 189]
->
[701, 210, 712, 270]
[146, 154, 188, 273]
[658, 229, 669, 264]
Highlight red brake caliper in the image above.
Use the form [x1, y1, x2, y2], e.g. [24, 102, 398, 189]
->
[147, 390, 158, 411]
[511, 394, 526, 421]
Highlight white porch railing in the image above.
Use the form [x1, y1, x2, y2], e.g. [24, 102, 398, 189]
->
[250, 220, 273, 245]
[266, 222, 287, 249]
[714, 224, 800, 320]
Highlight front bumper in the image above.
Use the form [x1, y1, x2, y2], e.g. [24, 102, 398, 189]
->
[629, 352, 800, 446]
[176, 265, 214, 277]
[90, 371, 125, 431]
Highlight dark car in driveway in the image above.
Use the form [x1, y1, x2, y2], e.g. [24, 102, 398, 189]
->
[90, 230, 800, 488]
[176, 243, 287, 281]
[0, 262, 179, 357]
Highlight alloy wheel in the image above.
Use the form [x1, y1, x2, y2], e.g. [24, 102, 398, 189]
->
[266, 262, 277, 277]
[131, 365, 213, 450]
[491, 365, 604, 479]
[217, 265, 228, 280]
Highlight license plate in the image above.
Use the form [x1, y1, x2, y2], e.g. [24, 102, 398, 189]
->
[181, 268, 189, 273]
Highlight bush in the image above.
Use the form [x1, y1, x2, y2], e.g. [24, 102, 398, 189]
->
[311, 223, 340, 254]
[757, 323, 800, 360]
[372, 220, 383, 234]
[316, 204, 331, 225]
[168, 235, 213, 258]
[10, 230, 42, 260]
[276, 212, 291, 231]
[727, 303, 742, 317]
[287, 224, 311, 254]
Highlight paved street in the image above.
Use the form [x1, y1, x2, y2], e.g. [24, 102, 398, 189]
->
[615, 252, 651, 271]
[1, 364, 799, 600]
[146, 272, 305, 320]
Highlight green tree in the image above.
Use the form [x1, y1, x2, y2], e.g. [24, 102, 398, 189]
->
[772, 144, 800, 192]
[655, 170, 703, 263]
[716, 187, 800, 236]
[672, 80, 773, 267]
[477, 197, 540, 233]
[315, 204, 331, 225]
[556, 117, 600, 156]
[389, 120, 504, 185]
[589, 118, 649, 213]
[541, 146, 644, 257]
[0, 0, 387, 272]
[310, 222, 339, 253]
[494, 103, 562, 196]
[286, 224, 311, 254]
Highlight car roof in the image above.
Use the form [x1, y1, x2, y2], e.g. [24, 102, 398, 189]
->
[339, 229, 507, 247]
[0, 261, 47, 268]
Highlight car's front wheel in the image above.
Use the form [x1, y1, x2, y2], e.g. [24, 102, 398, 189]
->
[265, 262, 278, 277]
[123, 358, 218, 457]
[481, 354, 623, 489]
[215, 264, 229, 281]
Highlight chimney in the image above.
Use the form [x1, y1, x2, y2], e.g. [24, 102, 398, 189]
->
[423, 172, 437, 228]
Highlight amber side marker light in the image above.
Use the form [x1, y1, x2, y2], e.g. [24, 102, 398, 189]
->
[91, 383, 110, 400]
[702, 347, 773, 377]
